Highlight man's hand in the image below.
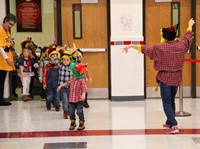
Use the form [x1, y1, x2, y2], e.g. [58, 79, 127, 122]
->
[188, 18, 195, 28]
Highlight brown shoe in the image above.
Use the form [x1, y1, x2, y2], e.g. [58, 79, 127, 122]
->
[22, 95, 28, 102]
[69, 120, 76, 130]
[77, 121, 85, 131]
[26, 95, 33, 101]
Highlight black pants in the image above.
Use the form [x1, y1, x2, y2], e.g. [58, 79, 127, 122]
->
[0, 70, 7, 99]
[11, 73, 18, 95]
[29, 76, 35, 96]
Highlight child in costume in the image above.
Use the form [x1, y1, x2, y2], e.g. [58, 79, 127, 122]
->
[54, 46, 72, 119]
[43, 48, 60, 111]
[72, 48, 91, 108]
[122, 18, 195, 134]
[20, 37, 39, 99]
[38, 46, 49, 100]
[57, 61, 88, 130]
[18, 47, 39, 102]
[38, 40, 57, 100]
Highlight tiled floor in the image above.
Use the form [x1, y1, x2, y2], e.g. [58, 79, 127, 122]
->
[0, 96, 200, 149]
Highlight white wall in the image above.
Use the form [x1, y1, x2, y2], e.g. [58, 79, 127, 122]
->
[110, 0, 144, 100]
[0, 0, 6, 22]
[10, 0, 55, 53]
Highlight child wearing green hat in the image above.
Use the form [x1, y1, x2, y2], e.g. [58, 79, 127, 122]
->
[57, 61, 88, 130]
[71, 48, 91, 108]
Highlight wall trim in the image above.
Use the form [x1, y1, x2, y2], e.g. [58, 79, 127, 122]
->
[111, 96, 144, 101]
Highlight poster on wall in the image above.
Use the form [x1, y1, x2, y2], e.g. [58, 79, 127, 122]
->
[16, 0, 42, 32]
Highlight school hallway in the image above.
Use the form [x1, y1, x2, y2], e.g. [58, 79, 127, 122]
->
[0, 97, 200, 149]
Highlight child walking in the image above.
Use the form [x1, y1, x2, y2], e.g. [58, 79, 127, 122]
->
[72, 48, 91, 108]
[38, 46, 49, 100]
[18, 47, 39, 101]
[20, 37, 39, 99]
[55, 47, 72, 119]
[43, 48, 60, 111]
[57, 61, 88, 130]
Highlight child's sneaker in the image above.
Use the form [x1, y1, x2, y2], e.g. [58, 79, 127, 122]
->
[163, 123, 169, 128]
[63, 113, 69, 119]
[168, 125, 179, 134]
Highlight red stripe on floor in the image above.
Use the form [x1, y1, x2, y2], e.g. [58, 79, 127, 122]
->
[0, 129, 200, 138]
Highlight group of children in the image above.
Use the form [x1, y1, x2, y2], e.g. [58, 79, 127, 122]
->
[14, 37, 91, 131]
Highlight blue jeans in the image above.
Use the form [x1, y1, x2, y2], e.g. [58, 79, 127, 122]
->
[160, 82, 178, 127]
[60, 87, 70, 114]
[46, 84, 60, 108]
[69, 101, 84, 121]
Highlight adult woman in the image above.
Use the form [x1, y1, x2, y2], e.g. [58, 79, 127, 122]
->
[0, 14, 17, 106]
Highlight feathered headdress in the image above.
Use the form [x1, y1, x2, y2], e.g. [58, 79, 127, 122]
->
[20, 37, 38, 59]
[70, 62, 88, 79]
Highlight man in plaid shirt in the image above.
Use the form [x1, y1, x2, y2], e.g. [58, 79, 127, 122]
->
[122, 18, 195, 134]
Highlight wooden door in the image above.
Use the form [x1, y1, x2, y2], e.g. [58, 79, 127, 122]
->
[196, 1, 200, 88]
[61, 0, 108, 98]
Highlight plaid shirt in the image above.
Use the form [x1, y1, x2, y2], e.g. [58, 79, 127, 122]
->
[142, 31, 193, 86]
[58, 64, 71, 85]
[68, 77, 87, 103]
[54, 54, 71, 85]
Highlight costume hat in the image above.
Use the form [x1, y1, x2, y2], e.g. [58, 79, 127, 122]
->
[20, 37, 38, 59]
[48, 47, 57, 58]
[72, 48, 83, 61]
[162, 24, 179, 41]
[70, 62, 88, 79]
[60, 51, 72, 60]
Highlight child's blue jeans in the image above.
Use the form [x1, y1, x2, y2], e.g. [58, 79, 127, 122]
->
[69, 101, 84, 121]
[60, 87, 70, 114]
[159, 81, 178, 127]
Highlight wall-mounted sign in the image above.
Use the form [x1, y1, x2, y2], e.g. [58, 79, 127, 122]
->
[16, 0, 42, 32]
